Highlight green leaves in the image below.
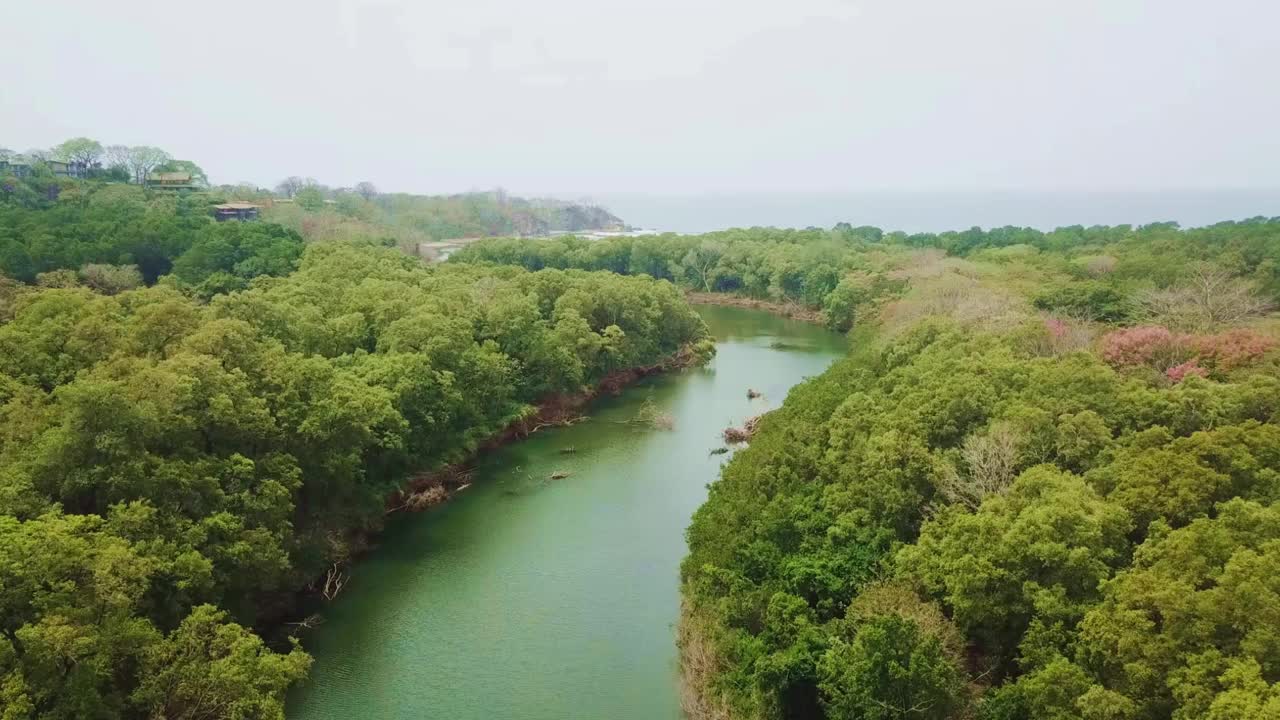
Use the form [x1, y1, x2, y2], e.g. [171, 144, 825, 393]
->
[0, 237, 711, 715]
[684, 304, 1280, 719]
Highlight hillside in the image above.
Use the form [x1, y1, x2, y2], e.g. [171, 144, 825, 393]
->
[261, 190, 625, 252]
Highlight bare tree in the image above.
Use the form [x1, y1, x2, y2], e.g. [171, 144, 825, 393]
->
[355, 181, 378, 200]
[1082, 255, 1118, 277]
[1135, 265, 1272, 331]
[0, 147, 13, 161]
[938, 424, 1021, 510]
[126, 146, 170, 184]
[103, 144, 131, 171]
[275, 176, 306, 198]
[79, 264, 143, 295]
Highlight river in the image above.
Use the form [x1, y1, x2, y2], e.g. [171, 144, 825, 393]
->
[286, 305, 846, 720]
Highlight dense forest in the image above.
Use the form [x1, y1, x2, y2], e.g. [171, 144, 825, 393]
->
[0, 169, 710, 717]
[456, 219, 1280, 718]
[7, 139, 1280, 718]
[451, 219, 1280, 332]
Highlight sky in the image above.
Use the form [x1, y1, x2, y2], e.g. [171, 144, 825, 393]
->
[3, 0, 1278, 197]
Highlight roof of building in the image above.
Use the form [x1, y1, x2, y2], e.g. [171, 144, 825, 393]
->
[151, 172, 192, 182]
[214, 202, 261, 210]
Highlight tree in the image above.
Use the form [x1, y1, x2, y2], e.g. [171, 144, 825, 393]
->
[294, 185, 326, 211]
[936, 423, 1021, 510]
[355, 181, 378, 200]
[1135, 265, 1273, 331]
[275, 176, 307, 198]
[79, 264, 144, 295]
[131, 605, 311, 720]
[126, 145, 171, 184]
[1075, 500, 1280, 719]
[673, 240, 724, 292]
[819, 615, 967, 720]
[103, 144, 131, 171]
[53, 137, 103, 167]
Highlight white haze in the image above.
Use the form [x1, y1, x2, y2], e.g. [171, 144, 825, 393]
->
[3, 0, 1278, 210]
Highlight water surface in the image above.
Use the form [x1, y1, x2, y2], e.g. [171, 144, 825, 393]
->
[287, 306, 845, 720]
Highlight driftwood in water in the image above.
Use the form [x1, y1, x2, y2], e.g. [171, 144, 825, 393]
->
[613, 398, 675, 431]
[746, 388, 761, 399]
[559, 446, 578, 454]
[525, 416, 589, 435]
[320, 563, 348, 601]
[708, 446, 730, 456]
[387, 466, 475, 514]
[287, 614, 324, 631]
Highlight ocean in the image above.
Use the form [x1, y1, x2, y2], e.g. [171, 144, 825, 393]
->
[563, 190, 1280, 235]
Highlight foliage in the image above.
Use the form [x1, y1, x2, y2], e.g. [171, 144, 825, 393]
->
[454, 218, 1280, 333]
[1100, 326, 1274, 378]
[682, 310, 1280, 719]
[0, 180, 303, 286]
[0, 240, 710, 715]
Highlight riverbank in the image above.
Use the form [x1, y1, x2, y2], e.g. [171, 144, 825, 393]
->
[272, 339, 713, 633]
[684, 291, 824, 324]
[387, 340, 715, 514]
[678, 602, 734, 720]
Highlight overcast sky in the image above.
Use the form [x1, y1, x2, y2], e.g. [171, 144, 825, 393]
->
[3, 0, 1277, 196]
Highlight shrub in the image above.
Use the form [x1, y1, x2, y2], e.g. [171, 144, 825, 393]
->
[1166, 360, 1208, 383]
[1099, 326, 1189, 371]
[1100, 326, 1274, 377]
[1191, 329, 1276, 371]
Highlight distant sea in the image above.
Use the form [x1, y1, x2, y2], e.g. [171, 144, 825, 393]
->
[563, 190, 1280, 235]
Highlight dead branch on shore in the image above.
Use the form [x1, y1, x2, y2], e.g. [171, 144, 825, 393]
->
[550, 470, 571, 480]
[723, 415, 762, 444]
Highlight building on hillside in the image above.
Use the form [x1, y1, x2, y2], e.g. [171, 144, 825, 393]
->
[213, 202, 261, 221]
[147, 172, 197, 190]
[46, 160, 92, 178]
[0, 159, 32, 177]
[0, 159, 91, 179]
